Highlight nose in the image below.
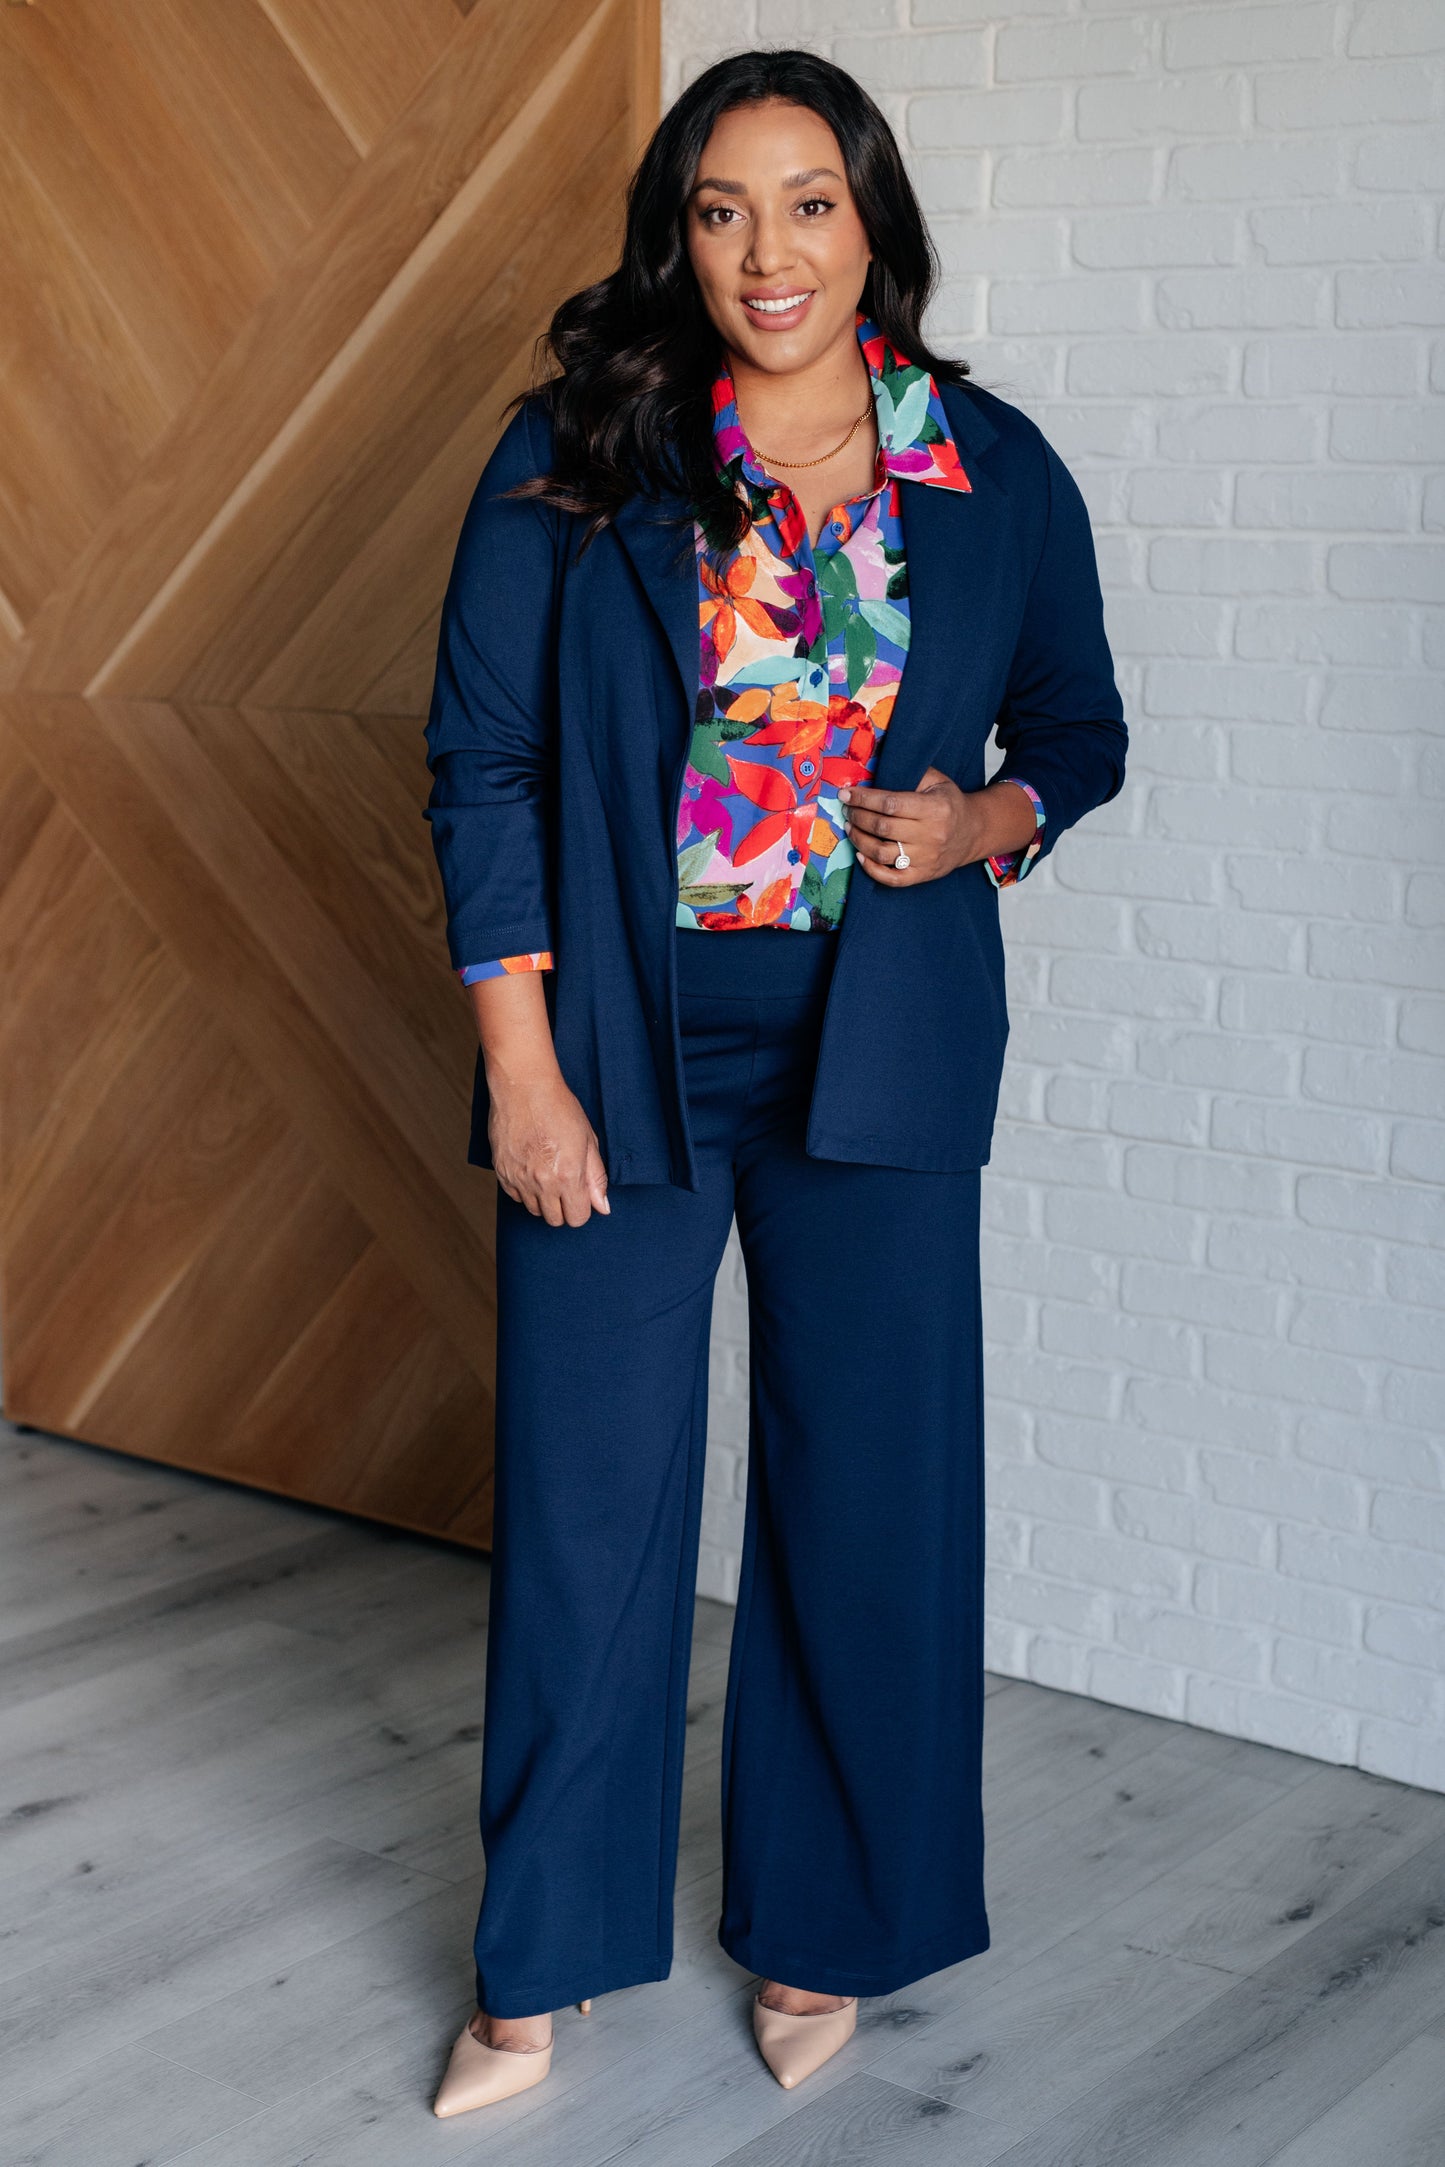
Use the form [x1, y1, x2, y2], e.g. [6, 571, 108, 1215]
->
[743, 206, 795, 278]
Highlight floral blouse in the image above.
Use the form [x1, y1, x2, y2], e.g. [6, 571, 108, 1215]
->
[459, 311, 1043, 983]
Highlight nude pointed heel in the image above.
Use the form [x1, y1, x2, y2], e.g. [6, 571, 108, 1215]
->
[431, 1998, 596, 2117]
[432, 2017, 554, 2118]
[751, 1992, 858, 2089]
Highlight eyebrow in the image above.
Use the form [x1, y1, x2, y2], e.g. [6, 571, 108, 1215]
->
[691, 166, 843, 196]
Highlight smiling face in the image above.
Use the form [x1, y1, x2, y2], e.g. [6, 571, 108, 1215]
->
[684, 98, 873, 377]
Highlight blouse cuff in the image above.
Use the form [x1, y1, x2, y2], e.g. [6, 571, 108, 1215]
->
[458, 951, 555, 984]
[984, 780, 1046, 890]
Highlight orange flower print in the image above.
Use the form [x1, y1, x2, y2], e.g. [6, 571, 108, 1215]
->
[699, 551, 779, 665]
[699, 874, 792, 929]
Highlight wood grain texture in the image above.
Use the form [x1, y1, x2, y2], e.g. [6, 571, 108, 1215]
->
[255, 0, 458, 154]
[6, 0, 633, 695]
[0, 0, 662, 1546]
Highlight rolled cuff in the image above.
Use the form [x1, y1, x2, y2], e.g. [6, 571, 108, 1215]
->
[984, 778, 1045, 890]
[458, 952, 555, 983]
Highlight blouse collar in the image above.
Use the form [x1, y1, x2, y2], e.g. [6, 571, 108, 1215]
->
[708, 308, 973, 497]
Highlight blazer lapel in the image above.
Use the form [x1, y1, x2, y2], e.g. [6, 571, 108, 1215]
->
[870, 379, 1010, 793]
[611, 488, 700, 717]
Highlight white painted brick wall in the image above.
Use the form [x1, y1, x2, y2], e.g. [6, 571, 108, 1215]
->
[663, 0, 1445, 1792]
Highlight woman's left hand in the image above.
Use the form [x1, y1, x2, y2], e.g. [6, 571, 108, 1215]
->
[840, 765, 980, 885]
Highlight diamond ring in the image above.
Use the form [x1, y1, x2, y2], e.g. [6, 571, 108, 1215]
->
[893, 843, 911, 870]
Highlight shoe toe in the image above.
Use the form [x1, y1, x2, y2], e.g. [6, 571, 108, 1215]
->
[432, 2021, 553, 2116]
[751, 1994, 858, 2089]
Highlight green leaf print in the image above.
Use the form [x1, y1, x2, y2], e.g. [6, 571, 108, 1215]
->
[687, 726, 731, 785]
[680, 882, 752, 906]
[676, 837, 717, 886]
[814, 862, 851, 926]
[844, 610, 877, 697]
[819, 550, 858, 602]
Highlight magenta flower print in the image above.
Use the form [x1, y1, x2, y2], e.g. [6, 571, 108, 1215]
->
[684, 774, 735, 856]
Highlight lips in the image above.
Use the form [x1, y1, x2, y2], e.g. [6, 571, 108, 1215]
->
[741, 289, 816, 327]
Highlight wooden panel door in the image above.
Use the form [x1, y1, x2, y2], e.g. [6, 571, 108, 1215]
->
[0, 0, 660, 1547]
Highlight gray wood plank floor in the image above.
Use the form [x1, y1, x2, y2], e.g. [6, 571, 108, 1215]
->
[2, 1419, 1443, 2167]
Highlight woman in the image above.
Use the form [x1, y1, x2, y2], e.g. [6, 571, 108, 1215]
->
[424, 49, 1126, 2118]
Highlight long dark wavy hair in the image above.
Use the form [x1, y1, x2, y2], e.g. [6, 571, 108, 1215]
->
[503, 48, 970, 554]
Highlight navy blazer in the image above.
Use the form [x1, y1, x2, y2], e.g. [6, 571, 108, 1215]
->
[424, 378, 1127, 1186]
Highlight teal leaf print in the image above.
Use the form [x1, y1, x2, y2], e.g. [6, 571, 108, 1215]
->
[859, 597, 911, 648]
[724, 656, 816, 689]
[888, 373, 931, 453]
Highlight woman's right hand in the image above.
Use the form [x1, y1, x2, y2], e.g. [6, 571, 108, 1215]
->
[466, 972, 610, 1227]
[487, 1072, 610, 1227]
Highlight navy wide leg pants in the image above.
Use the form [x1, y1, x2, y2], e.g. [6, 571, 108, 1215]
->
[473, 927, 990, 2016]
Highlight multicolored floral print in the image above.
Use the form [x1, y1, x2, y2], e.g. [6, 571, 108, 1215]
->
[676, 309, 1040, 934]
[986, 779, 1045, 887]
[456, 310, 1043, 980]
[458, 951, 553, 984]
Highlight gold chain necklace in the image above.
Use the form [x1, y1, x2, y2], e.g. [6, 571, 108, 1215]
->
[750, 393, 876, 471]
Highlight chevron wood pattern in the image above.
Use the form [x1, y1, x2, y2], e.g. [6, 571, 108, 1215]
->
[0, 0, 661, 1547]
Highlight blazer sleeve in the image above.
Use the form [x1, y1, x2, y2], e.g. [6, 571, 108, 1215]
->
[989, 436, 1127, 869]
[423, 397, 561, 971]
